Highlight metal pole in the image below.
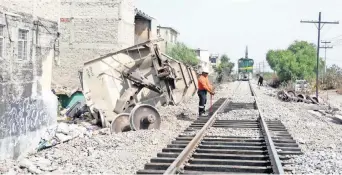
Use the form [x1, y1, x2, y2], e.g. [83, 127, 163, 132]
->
[316, 12, 321, 99]
[320, 41, 333, 85]
[300, 12, 339, 99]
[324, 47, 326, 83]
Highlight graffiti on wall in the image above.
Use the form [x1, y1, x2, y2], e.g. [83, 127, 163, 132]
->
[0, 97, 52, 139]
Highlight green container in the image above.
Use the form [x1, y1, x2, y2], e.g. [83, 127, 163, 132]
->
[57, 91, 85, 109]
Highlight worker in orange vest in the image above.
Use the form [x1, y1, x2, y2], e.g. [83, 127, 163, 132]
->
[198, 67, 215, 116]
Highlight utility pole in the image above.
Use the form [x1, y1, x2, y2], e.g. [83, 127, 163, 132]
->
[300, 12, 339, 98]
[262, 61, 265, 75]
[320, 41, 333, 84]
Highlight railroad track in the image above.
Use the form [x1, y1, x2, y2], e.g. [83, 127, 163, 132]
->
[137, 81, 302, 174]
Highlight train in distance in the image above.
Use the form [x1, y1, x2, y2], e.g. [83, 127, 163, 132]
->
[238, 46, 254, 81]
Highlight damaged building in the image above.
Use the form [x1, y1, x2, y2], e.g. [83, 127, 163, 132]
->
[54, 0, 135, 89]
[0, 0, 161, 159]
[0, 1, 59, 159]
[54, 0, 159, 90]
[134, 8, 158, 44]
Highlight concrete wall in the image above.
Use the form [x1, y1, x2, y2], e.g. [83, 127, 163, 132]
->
[150, 19, 159, 40]
[2, 0, 60, 21]
[195, 50, 214, 74]
[196, 50, 210, 63]
[134, 18, 150, 44]
[0, 5, 58, 159]
[55, 0, 135, 89]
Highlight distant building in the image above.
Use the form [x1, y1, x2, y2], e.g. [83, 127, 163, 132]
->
[193, 48, 213, 74]
[209, 53, 220, 67]
[194, 49, 210, 63]
[157, 26, 179, 52]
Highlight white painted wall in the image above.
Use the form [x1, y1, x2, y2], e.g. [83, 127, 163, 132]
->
[158, 27, 179, 52]
[197, 50, 210, 63]
[150, 19, 159, 40]
[195, 49, 213, 74]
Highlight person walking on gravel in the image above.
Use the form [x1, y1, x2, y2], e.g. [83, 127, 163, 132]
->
[258, 74, 264, 86]
[198, 67, 215, 116]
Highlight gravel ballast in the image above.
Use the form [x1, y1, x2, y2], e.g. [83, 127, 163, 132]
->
[0, 81, 238, 174]
[252, 81, 342, 174]
[206, 128, 261, 137]
[7, 80, 339, 174]
[217, 110, 259, 120]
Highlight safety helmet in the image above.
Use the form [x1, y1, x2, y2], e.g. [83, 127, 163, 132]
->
[202, 67, 209, 74]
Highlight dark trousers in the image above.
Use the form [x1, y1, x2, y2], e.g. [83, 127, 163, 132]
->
[198, 90, 207, 115]
[258, 78, 263, 86]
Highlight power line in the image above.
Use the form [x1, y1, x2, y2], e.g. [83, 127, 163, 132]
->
[332, 39, 342, 46]
[300, 12, 339, 99]
[325, 58, 342, 62]
[320, 41, 333, 83]
[325, 34, 342, 41]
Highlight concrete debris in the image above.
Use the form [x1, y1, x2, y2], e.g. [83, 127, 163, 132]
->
[56, 123, 70, 135]
[59, 108, 68, 116]
[56, 133, 73, 143]
[3, 169, 16, 175]
[32, 157, 51, 168]
[297, 138, 306, 144]
[19, 158, 42, 174]
[2, 81, 341, 174]
[0, 80, 235, 174]
[98, 128, 111, 135]
[37, 121, 100, 152]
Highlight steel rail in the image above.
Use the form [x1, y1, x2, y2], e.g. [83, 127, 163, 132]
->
[163, 82, 242, 175]
[248, 80, 285, 174]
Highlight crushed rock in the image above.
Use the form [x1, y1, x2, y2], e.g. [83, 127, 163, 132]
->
[0, 82, 239, 174]
[217, 110, 259, 120]
[252, 82, 342, 174]
[206, 128, 261, 137]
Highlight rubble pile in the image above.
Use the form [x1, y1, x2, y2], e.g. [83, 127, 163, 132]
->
[0, 82, 236, 174]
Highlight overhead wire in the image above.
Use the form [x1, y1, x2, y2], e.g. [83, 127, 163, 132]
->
[324, 34, 342, 42]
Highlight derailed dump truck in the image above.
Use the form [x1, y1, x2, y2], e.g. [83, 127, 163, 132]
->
[82, 39, 198, 133]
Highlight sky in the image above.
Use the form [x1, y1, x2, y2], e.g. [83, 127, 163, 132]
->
[135, 0, 342, 72]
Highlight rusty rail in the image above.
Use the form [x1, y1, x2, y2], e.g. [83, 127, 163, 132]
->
[162, 81, 284, 174]
[162, 98, 229, 174]
[249, 80, 285, 174]
[163, 82, 243, 174]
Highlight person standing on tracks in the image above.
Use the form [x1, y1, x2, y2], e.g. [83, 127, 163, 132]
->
[258, 74, 264, 86]
[198, 67, 215, 116]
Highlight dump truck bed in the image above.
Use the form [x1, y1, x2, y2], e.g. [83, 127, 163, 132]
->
[82, 40, 198, 124]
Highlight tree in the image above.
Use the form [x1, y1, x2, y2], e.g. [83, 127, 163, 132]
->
[166, 42, 199, 66]
[214, 54, 235, 82]
[220, 54, 229, 63]
[325, 64, 342, 89]
[266, 40, 324, 82]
